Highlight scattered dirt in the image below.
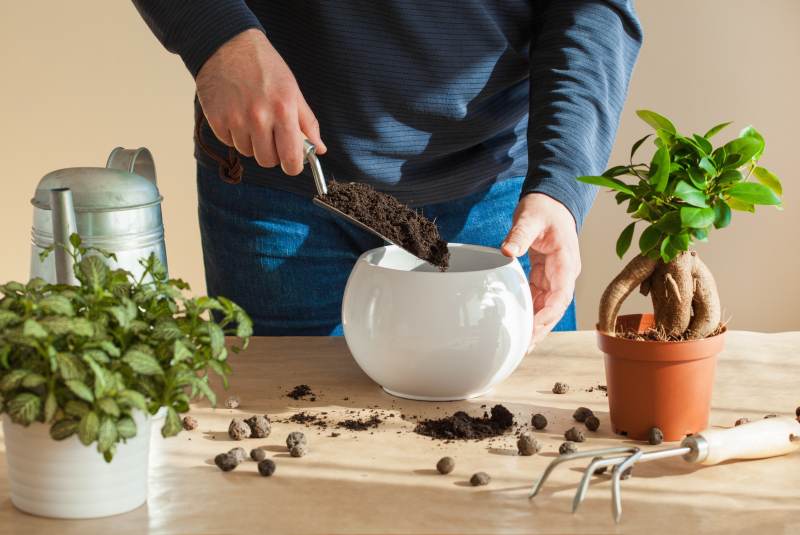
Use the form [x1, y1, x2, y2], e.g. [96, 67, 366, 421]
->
[648, 427, 664, 445]
[470, 472, 491, 486]
[287, 385, 315, 400]
[436, 456, 455, 474]
[531, 413, 547, 430]
[764, 414, 778, 419]
[734, 417, 750, 426]
[317, 181, 450, 271]
[338, 414, 382, 431]
[585, 415, 600, 432]
[616, 321, 726, 342]
[552, 382, 569, 394]
[414, 405, 514, 441]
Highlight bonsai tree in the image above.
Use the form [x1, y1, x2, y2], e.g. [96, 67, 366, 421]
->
[579, 110, 783, 339]
[0, 236, 252, 460]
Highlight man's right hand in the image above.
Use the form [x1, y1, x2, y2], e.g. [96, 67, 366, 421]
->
[195, 29, 326, 176]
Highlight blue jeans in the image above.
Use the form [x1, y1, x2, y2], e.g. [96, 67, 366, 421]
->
[197, 164, 577, 336]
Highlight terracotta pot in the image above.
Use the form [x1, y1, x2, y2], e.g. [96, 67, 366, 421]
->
[597, 313, 725, 441]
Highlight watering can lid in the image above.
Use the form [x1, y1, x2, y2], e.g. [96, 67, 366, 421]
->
[31, 147, 162, 211]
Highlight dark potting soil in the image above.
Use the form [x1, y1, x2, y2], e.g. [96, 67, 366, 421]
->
[337, 414, 382, 431]
[414, 405, 514, 440]
[287, 384, 315, 400]
[316, 181, 450, 271]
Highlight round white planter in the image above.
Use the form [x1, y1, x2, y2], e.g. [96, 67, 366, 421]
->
[2, 410, 151, 519]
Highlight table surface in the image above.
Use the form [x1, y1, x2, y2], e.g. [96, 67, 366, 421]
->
[1, 331, 799, 535]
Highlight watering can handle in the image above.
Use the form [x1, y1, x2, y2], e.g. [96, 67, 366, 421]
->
[106, 147, 157, 185]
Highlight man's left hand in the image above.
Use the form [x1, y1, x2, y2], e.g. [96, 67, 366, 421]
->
[500, 193, 582, 347]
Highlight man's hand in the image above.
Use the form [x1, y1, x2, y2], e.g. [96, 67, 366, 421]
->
[500, 193, 581, 346]
[196, 29, 326, 175]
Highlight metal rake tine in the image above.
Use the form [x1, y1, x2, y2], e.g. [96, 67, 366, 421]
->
[611, 448, 643, 523]
[572, 454, 632, 513]
[529, 446, 635, 499]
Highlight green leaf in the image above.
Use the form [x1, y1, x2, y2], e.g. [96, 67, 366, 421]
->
[193, 375, 217, 407]
[107, 306, 131, 330]
[235, 311, 253, 340]
[723, 137, 763, 168]
[97, 417, 117, 453]
[630, 134, 653, 161]
[713, 201, 732, 229]
[0, 309, 21, 329]
[686, 168, 706, 189]
[680, 207, 716, 228]
[162, 407, 182, 438]
[727, 197, 755, 213]
[8, 393, 41, 425]
[21, 373, 47, 389]
[671, 231, 691, 252]
[84, 358, 109, 398]
[699, 157, 716, 177]
[116, 417, 137, 439]
[122, 349, 163, 376]
[636, 109, 676, 134]
[615, 222, 636, 259]
[692, 134, 712, 155]
[118, 389, 148, 412]
[78, 255, 109, 288]
[0, 369, 29, 392]
[649, 146, 671, 192]
[65, 399, 90, 417]
[638, 224, 662, 253]
[98, 340, 121, 358]
[57, 352, 85, 380]
[97, 397, 120, 417]
[50, 419, 79, 440]
[44, 389, 58, 422]
[23, 319, 47, 339]
[673, 181, 709, 208]
[39, 295, 75, 316]
[752, 166, 782, 196]
[727, 182, 782, 206]
[172, 340, 193, 365]
[78, 411, 100, 445]
[692, 227, 709, 241]
[154, 319, 182, 341]
[716, 169, 743, 186]
[69, 318, 94, 338]
[659, 235, 673, 263]
[575, 175, 635, 196]
[83, 349, 110, 365]
[703, 121, 732, 139]
[654, 211, 682, 235]
[69, 233, 82, 249]
[207, 323, 225, 358]
[65, 380, 94, 402]
[739, 126, 765, 160]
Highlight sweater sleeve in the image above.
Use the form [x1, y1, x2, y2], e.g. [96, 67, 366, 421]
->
[523, 0, 643, 230]
[132, 1, 265, 78]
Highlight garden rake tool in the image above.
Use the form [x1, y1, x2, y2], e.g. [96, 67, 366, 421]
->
[529, 417, 800, 523]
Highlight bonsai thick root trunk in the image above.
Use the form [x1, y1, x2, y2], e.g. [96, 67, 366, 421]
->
[598, 251, 721, 339]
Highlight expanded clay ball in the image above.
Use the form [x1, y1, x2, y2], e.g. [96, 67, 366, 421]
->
[214, 452, 238, 472]
[585, 415, 600, 432]
[250, 448, 267, 462]
[572, 407, 593, 423]
[552, 382, 569, 394]
[225, 396, 240, 409]
[182, 415, 198, 431]
[735, 418, 750, 426]
[591, 457, 608, 475]
[517, 433, 541, 456]
[436, 456, 455, 474]
[228, 447, 247, 463]
[245, 415, 271, 438]
[470, 472, 491, 486]
[531, 413, 548, 430]
[564, 427, 585, 442]
[286, 431, 307, 450]
[228, 418, 251, 440]
[648, 427, 664, 445]
[290, 443, 308, 458]
[559, 441, 578, 455]
[258, 459, 276, 477]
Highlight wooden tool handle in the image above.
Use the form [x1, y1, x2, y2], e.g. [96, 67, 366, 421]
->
[696, 417, 800, 466]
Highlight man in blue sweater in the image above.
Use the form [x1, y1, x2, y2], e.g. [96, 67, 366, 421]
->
[133, 2, 642, 341]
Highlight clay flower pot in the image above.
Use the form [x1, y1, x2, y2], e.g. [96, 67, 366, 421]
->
[597, 313, 726, 441]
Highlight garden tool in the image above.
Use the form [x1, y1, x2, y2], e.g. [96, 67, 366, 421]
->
[31, 147, 167, 283]
[303, 141, 425, 262]
[529, 417, 800, 523]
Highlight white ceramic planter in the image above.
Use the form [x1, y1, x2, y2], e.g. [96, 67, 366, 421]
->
[2, 410, 151, 519]
[342, 243, 533, 400]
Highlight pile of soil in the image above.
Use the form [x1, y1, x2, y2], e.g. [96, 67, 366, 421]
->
[317, 181, 450, 271]
[337, 414, 382, 431]
[287, 384, 316, 400]
[616, 322, 726, 342]
[414, 405, 514, 440]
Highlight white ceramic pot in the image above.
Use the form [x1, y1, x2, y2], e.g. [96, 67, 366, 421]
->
[2, 411, 151, 519]
[342, 243, 533, 400]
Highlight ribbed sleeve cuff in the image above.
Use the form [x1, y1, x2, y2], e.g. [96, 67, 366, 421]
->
[522, 172, 598, 231]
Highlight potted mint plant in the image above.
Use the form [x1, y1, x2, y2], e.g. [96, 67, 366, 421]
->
[579, 110, 782, 441]
[0, 236, 251, 518]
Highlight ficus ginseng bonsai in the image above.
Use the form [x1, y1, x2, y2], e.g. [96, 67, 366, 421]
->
[0, 235, 252, 461]
[579, 110, 783, 339]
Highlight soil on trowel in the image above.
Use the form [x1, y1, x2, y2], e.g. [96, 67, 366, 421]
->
[316, 180, 450, 271]
[414, 405, 514, 440]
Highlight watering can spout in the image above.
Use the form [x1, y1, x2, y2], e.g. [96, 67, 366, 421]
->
[49, 188, 78, 285]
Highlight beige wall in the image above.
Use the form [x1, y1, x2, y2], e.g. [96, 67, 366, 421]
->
[1, 1, 797, 331]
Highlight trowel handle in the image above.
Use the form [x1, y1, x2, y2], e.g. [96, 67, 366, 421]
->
[686, 417, 800, 466]
[303, 140, 327, 196]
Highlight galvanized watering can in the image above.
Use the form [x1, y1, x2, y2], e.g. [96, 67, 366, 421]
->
[30, 147, 167, 284]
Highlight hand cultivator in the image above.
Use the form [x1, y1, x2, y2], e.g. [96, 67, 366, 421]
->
[529, 417, 800, 522]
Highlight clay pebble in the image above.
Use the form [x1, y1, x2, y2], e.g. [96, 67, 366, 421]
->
[228, 418, 251, 440]
[290, 443, 308, 457]
[214, 452, 239, 472]
[647, 427, 664, 445]
[228, 447, 248, 463]
[572, 407, 593, 423]
[224, 396, 240, 409]
[564, 427, 585, 443]
[552, 382, 569, 394]
[516, 433, 541, 456]
[258, 459, 277, 477]
[245, 414, 272, 438]
[559, 441, 578, 455]
[585, 415, 600, 432]
[182, 415, 198, 431]
[470, 472, 491, 486]
[250, 448, 267, 462]
[436, 456, 455, 474]
[531, 413, 548, 430]
[286, 431, 307, 450]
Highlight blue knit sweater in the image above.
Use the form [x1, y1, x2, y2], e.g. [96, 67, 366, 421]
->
[133, 1, 642, 227]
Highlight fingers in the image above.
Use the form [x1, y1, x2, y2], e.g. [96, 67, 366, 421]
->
[273, 106, 305, 176]
[298, 96, 326, 154]
[529, 248, 577, 345]
[501, 214, 545, 258]
[230, 128, 254, 158]
[532, 288, 573, 345]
